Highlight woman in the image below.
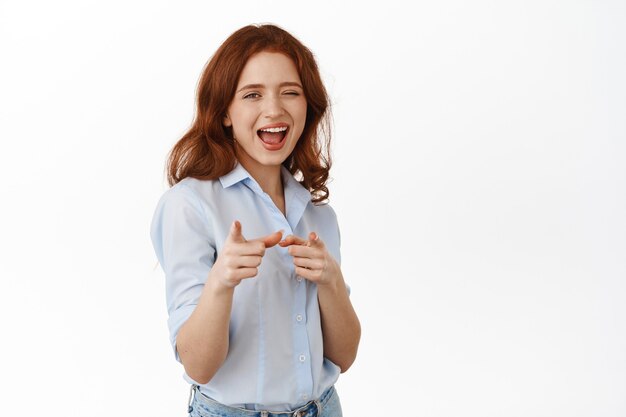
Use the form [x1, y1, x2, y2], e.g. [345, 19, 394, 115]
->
[150, 24, 360, 416]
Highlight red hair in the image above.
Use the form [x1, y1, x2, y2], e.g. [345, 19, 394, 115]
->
[167, 24, 332, 203]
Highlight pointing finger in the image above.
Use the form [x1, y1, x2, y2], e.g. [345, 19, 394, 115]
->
[278, 234, 308, 247]
[256, 230, 283, 248]
[227, 220, 246, 243]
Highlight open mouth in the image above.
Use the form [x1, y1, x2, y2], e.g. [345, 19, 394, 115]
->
[257, 126, 288, 145]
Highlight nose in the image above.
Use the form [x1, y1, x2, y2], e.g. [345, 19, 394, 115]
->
[263, 96, 285, 118]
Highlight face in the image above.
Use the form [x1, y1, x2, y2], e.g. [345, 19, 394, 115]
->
[224, 51, 307, 175]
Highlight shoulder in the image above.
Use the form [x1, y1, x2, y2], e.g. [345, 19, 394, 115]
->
[173, 177, 222, 198]
[308, 200, 339, 224]
[151, 177, 222, 232]
[305, 201, 341, 249]
[156, 177, 222, 210]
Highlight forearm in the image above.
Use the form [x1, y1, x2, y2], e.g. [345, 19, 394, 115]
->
[176, 276, 233, 384]
[175, 222, 282, 384]
[317, 272, 361, 372]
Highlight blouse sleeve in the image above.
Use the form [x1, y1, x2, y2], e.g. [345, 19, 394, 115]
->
[150, 183, 216, 361]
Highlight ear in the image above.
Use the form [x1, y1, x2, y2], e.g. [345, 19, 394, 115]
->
[223, 114, 232, 127]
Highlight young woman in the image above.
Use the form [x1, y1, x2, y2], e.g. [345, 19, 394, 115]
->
[150, 24, 360, 417]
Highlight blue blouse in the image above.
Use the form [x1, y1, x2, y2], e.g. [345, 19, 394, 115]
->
[150, 163, 343, 411]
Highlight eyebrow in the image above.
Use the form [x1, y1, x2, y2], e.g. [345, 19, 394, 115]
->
[236, 82, 303, 93]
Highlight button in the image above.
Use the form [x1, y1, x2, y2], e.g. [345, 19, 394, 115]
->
[299, 354, 306, 362]
[301, 394, 309, 400]
[296, 276, 303, 282]
[296, 314, 303, 322]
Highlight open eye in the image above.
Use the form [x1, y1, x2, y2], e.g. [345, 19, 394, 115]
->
[243, 92, 261, 99]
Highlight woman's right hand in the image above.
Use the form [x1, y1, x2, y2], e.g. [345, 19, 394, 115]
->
[209, 220, 282, 289]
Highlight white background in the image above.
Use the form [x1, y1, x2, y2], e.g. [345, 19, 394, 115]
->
[1, 1, 625, 416]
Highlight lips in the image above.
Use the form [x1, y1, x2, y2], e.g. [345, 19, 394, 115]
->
[257, 123, 289, 150]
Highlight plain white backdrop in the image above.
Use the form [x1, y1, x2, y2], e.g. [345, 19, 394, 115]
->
[1, 1, 625, 416]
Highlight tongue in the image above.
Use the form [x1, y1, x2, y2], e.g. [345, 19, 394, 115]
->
[258, 130, 285, 144]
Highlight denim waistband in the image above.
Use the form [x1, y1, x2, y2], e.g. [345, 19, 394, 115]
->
[188, 384, 336, 417]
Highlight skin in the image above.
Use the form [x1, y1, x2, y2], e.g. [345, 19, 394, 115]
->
[176, 51, 361, 385]
[223, 51, 307, 210]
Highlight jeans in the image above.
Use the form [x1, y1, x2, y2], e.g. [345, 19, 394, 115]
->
[187, 385, 343, 417]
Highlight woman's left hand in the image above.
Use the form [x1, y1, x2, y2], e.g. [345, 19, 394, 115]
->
[279, 232, 341, 287]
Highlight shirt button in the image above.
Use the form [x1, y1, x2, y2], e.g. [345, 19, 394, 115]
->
[296, 314, 303, 322]
[296, 276, 303, 282]
[299, 354, 306, 362]
[301, 394, 309, 400]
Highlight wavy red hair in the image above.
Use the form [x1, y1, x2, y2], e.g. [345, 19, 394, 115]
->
[167, 24, 332, 203]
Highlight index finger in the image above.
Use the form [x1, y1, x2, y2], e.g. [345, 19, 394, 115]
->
[278, 234, 308, 247]
[251, 230, 284, 248]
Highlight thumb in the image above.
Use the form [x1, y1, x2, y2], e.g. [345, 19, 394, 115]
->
[257, 230, 284, 248]
[227, 220, 246, 243]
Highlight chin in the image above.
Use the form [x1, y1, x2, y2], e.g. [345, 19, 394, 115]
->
[258, 155, 289, 167]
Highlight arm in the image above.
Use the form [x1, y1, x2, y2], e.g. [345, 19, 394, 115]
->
[280, 233, 361, 372]
[317, 266, 361, 372]
[175, 277, 234, 384]
[177, 221, 283, 384]
[152, 189, 283, 384]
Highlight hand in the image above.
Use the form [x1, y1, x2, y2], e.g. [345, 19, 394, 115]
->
[209, 221, 283, 289]
[279, 232, 341, 287]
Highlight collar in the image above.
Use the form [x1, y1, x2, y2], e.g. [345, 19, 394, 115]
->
[219, 163, 311, 202]
[219, 162, 250, 188]
[281, 164, 313, 207]
[219, 163, 312, 227]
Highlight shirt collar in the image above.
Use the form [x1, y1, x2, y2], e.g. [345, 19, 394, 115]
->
[281, 165, 313, 228]
[219, 163, 250, 188]
[219, 163, 313, 227]
[219, 163, 311, 201]
[281, 165, 312, 206]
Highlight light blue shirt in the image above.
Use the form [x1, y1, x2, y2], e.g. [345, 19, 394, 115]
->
[150, 163, 343, 411]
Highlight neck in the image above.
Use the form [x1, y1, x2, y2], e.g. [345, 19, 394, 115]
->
[252, 165, 283, 197]
[242, 160, 285, 215]
[237, 158, 284, 198]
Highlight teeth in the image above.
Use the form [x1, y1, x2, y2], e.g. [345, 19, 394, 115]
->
[259, 126, 288, 133]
